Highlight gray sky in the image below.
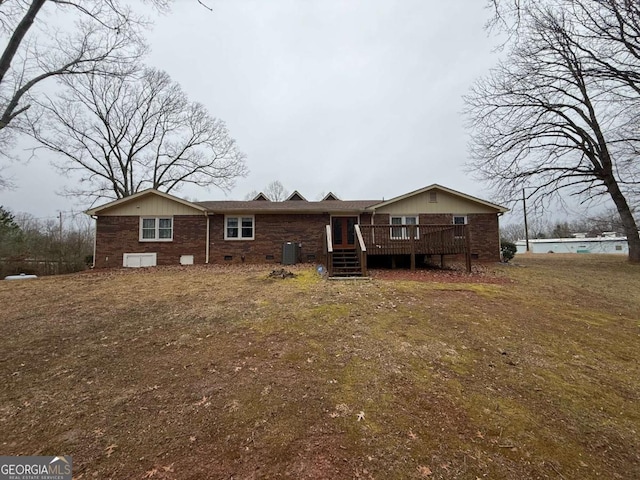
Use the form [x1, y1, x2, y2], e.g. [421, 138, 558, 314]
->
[2, 0, 507, 219]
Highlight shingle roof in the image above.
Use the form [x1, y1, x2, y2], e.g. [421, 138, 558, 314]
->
[194, 199, 381, 214]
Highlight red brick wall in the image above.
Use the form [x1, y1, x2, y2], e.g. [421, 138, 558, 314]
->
[467, 213, 501, 262]
[208, 213, 330, 264]
[94, 211, 501, 268]
[95, 215, 208, 268]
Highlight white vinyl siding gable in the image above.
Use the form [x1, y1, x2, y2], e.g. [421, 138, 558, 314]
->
[139, 217, 173, 241]
[225, 215, 255, 240]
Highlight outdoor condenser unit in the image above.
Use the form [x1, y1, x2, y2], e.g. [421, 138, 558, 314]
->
[282, 242, 300, 265]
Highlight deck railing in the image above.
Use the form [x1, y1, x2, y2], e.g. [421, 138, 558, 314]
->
[358, 224, 471, 271]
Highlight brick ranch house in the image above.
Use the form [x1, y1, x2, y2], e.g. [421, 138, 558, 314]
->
[86, 184, 508, 276]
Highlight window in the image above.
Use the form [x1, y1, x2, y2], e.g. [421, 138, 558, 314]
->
[139, 217, 173, 241]
[225, 215, 254, 240]
[429, 191, 437, 203]
[390, 216, 418, 239]
[453, 216, 467, 239]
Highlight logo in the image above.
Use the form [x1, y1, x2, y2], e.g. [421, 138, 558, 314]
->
[0, 456, 72, 480]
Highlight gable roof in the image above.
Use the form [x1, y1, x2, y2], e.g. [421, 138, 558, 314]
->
[285, 190, 307, 201]
[85, 189, 208, 216]
[86, 184, 507, 216]
[370, 184, 508, 213]
[252, 192, 271, 201]
[322, 192, 340, 201]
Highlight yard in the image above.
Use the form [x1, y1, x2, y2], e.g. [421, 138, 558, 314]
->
[0, 255, 638, 479]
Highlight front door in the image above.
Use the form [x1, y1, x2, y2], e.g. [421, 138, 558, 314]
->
[332, 216, 358, 249]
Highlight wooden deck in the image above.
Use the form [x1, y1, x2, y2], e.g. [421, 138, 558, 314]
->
[359, 224, 468, 255]
[324, 224, 472, 276]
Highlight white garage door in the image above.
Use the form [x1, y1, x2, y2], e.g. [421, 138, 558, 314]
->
[123, 253, 157, 268]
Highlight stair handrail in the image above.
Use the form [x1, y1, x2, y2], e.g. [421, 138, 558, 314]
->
[354, 224, 366, 252]
[355, 224, 367, 277]
[326, 225, 333, 253]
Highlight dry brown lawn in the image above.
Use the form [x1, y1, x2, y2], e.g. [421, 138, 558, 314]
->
[0, 255, 638, 479]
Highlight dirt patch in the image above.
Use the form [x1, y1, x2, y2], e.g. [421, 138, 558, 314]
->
[268, 268, 298, 279]
[369, 263, 511, 284]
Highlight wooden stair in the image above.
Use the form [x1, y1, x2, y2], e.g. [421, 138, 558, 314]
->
[331, 249, 363, 277]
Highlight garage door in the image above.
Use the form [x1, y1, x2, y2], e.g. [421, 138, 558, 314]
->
[123, 253, 157, 268]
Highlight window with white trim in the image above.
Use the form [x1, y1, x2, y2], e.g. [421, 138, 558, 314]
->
[139, 217, 173, 241]
[453, 215, 467, 239]
[225, 215, 255, 240]
[390, 216, 418, 239]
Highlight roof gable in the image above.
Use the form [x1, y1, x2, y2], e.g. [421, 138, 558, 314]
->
[85, 189, 207, 216]
[285, 190, 307, 201]
[322, 192, 340, 201]
[371, 184, 508, 214]
[252, 192, 271, 201]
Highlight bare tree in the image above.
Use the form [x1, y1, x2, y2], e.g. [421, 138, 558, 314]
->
[467, 1, 640, 262]
[244, 180, 289, 201]
[0, 0, 177, 190]
[27, 67, 247, 201]
[264, 180, 288, 201]
[0, 0, 169, 136]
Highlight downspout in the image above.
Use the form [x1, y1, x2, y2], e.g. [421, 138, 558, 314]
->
[205, 213, 210, 264]
[371, 210, 375, 243]
[91, 215, 98, 269]
[498, 211, 504, 261]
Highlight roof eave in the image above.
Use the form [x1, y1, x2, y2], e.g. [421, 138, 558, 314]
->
[85, 189, 208, 216]
[369, 183, 509, 213]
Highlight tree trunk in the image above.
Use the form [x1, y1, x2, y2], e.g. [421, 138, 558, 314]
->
[603, 175, 640, 263]
[0, 0, 47, 129]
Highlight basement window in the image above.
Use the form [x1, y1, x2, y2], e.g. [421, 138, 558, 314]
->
[139, 217, 173, 242]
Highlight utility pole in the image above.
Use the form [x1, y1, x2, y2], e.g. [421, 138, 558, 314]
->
[58, 211, 63, 273]
[522, 188, 530, 252]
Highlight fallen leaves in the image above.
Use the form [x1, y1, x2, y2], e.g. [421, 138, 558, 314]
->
[417, 465, 432, 477]
[105, 444, 117, 457]
[225, 399, 240, 412]
[193, 396, 209, 407]
[329, 403, 352, 418]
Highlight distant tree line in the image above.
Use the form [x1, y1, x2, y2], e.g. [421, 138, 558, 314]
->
[0, 206, 93, 278]
[501, 208, 630, 243]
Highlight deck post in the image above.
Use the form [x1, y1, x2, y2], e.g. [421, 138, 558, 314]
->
[410, 225, 416, 271]
[464, 225, 472, 273]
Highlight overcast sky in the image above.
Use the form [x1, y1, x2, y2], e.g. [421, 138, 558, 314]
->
[2, 0, 512, 221]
